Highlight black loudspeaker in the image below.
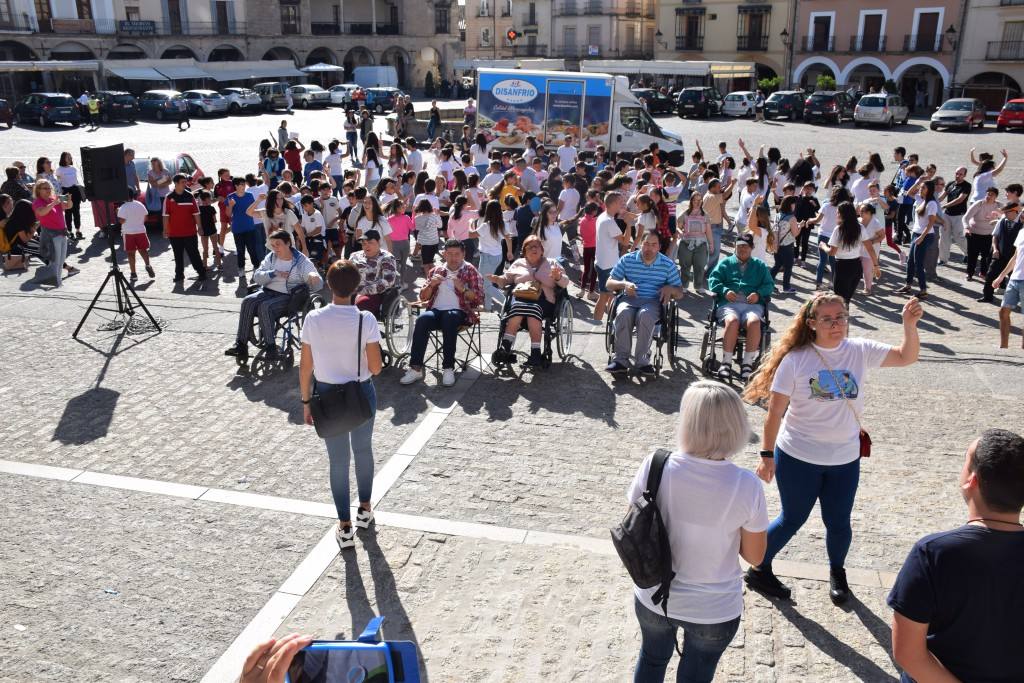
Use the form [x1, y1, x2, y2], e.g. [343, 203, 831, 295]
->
[80, 143, 128, 202]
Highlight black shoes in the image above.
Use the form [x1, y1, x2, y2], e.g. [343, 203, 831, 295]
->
[224, 344, 248, 360]
[977, 296, 994, 303]
[744, 566, 791, 600]
[525, 348, 544, 367]
[829, 567, 851, 605]
[637, 364, 657, 377]
[605, 361, 629, 375]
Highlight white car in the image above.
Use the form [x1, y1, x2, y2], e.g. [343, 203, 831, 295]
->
[289, 84, 331, 108]
[180, 89, 229, 116]
[220, 87, 262, 114]
[722, 91, 756, 117]
[329, 83, 360, 107]
[854, 94, 909, 128]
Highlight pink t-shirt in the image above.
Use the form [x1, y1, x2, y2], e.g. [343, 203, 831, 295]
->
[579, 214, 597, 248]
[33, 197, 66, 232]
[388, 213, 413, 241]
[446, 209, 478, 241]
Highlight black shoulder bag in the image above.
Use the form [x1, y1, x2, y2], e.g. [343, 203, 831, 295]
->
[610, 448, 682, 654]
[309, 312, 373, 438]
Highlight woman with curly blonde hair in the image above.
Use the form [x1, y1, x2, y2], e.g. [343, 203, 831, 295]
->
[741, 293, 923, 606]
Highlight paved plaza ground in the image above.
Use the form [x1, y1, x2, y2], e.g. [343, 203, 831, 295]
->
[1, 106, 1023, 681]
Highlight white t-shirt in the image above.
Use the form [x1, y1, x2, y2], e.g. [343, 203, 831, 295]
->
[818, 202, 839, 238]
[476, 220, 510, 255]
[364, 159, 380, 185]
[849, 176, 871, 204]
[117, 200, 148, 235]
[913, 198, 938, 235]
[771, 338, 892, 466]
[323, 152, 344, 176]
[627, 452, 768, 623]
[432, 268, 462, 310]
[828, 223, 865, 260]
[264, 256, 294, 294]
[406, 149, 423, 173]
[357, 215, 392, 238]
[413, 192, 439, 212]
[248, 184, 269, 211]
[542, 224, 563, 259]
[316, 195, 342, 228]
[262, 210, 299, 249]
[55, 165, 79, 188]
[470, 143, 490, 166]
[971, 170, 995, 202]
[859, 217, 882, 258]
[557, 187, 580, 221]
[595, 212, 622, 270]
[300, 209, 326, 238]
[438, 160, 455, 184]
[481, 172, 503, 192]
[1010, 231, 1024, 281]
[300, 305, 381, 383]
[556, 145, 577, 173]
[736, 188, 757, 229]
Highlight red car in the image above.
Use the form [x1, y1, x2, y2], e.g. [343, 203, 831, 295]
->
[89, 152, 205, 230]
[997, 99, 1024, 132]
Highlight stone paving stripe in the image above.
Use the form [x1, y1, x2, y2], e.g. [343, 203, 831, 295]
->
[0, 458, 82, 482]
[72, 470, 208, 500]
[278, 529, 343, 597]
[523, 529, 618, 555]
[374, 510, 528, 543]
[394, 411, 449, 456]
[370, 454, 416, 507]
[198, 590, 303, 683]
[199, 488, 337, 518]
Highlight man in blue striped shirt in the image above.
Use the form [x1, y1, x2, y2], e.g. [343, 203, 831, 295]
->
[606, 229, 684, 376]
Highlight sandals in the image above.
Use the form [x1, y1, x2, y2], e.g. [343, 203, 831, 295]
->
[740, 364, 754, 381]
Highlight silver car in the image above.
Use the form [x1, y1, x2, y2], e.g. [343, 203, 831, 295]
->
[854, 94, 909, 128]
[328, 83, 360, 107]
[181, 89, 229, 116]
[220, 87, 262, 114]
[290, 84, 331, 109]
[722, 91, 756, 117]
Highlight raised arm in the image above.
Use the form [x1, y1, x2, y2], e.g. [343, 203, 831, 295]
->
[993, 149, 1009, 177]
[882, 298, 922, 367]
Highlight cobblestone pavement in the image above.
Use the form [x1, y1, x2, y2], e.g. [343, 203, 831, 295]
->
[1, 110, 1022, 681]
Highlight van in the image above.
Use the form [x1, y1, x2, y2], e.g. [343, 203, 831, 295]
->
[353, 66, 398, 89]
[253, 82, 292, 111]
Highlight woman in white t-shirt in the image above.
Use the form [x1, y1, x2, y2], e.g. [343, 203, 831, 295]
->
[627, 381, 768, 681]
[969, 150, 1007, 202]
[827, 201, 876, 304]
[741, 292, 922, 605]
[809, 187, 852, 289]
[475, 199, 514, 310]
[299, 260, 383, 551]
[532, 201, 564, 261]
[896, 178, 939, 298]
[56, 151, 83, 239]
[470, 132, 491, 177]
[856, 203, 883, 295]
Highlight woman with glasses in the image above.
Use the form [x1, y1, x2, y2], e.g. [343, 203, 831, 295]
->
[741, 292, 923, 606]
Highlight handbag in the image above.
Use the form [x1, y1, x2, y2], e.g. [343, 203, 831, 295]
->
[309, 313, 373, 439]
[813, 348, 872, 458]
[512, 279, 542, 301]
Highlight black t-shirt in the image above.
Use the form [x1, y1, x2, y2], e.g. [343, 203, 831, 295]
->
[794, 195, 820, 222]
[944, 180, 972, 217]
[887, 525, 1024, 682]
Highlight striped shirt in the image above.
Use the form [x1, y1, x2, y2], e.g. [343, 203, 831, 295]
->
[610, 250, 682, 301]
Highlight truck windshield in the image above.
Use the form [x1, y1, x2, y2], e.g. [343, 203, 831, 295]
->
[620, 107, 663, 137]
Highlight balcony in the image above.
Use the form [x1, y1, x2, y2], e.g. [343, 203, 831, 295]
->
[521, 12, 538, 27]
[556, 45, 653, 59]
[0, 14, 34, 32]
[850, 34, 886, 52]
[799, 35, 834, 53]
[558, 2, 580, 15]
[345, 22, 401, 35]
[903, 33, 945, 52]
[513, 44, 547, 57]
[86, 18, 245, 36]
[737, 34, 768, 51]
[987, 41, 1024, 60]
[675, 35, 704, 51]
[1001, 0, 1024, 5]
[311, 21, 340, 35]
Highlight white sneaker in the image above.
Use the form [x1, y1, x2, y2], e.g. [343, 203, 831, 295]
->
[335, 525, 355, 550]
[354, 508, 374, 529]
[399, 367, 424, 385]
[442, 368, 456, 386]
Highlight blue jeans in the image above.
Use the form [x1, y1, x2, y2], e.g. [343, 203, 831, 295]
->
[234, 229, 265, 270]
[633, 597, 740, 683]
[706, 224, 723, 272]
[319, 379, 376, 522]
[478, 251, 505, 309]
[332, 174, 345, 197]
[905, 232, 934, 291]
[427, 120, 437, 140]
[409, 308, 468, 369]
[814, 235, 836, 287]
[346, 132, 358, 160]
[763, 448, 861, 570]
[771, 244, 795, 289]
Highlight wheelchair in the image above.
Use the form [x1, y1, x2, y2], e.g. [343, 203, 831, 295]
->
[698, 298, 772, 382]
[244, 284, 326, 367]
[603, 292, 682, 376]
[406, 303, 488, 374]
[490, 285, 574, 370]
[375, 287, 413, 367]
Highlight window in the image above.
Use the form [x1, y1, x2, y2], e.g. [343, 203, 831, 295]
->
[563, 25, 577, 54]
[75, 0, 92, 20]
[479, 0, 490, 17]
[587, 25, 600, 47]
[911, 8, 942, 51]
[1002, 21, 1024, 42]
[480, 27, 492, 46]
[167, 0, 183, 33]
[858, 10, 885, 51]
[281, 0, 300, 34]
[808, 12, 832, 51]
[619, 106, 662, 136]
[675, 10, 705, 50]
[124, 4, 140, 21]
[738, 8, 771, 51]
[435, 5, 450, 34]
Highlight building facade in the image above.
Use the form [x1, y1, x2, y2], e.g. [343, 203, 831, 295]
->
[0, 0, 463, 97]
[955, 0, 1024, 111]
[653, 0, 793, 84]
[790, 0, 962, 110]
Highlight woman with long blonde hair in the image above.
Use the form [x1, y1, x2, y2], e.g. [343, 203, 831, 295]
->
[741, 293, 923, 606]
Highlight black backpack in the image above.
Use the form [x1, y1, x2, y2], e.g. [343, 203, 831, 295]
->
[610, 449, 682, 653]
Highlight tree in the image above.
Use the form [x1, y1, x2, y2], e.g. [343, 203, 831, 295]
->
[816, 74, 836, 91]
[424, 70, 435, 98]
[758, 76, 782, 94]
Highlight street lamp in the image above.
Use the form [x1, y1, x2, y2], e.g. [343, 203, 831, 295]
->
[945, 25, 958, 51]
[655, 28, 667, 51]
[780, 28, 790, 46]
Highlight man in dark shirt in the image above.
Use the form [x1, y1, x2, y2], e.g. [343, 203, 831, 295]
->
[981, 204, 1023, 302]
[940, 166, 971, 265]
[793, 182, 820, 265]
[888, 429, 1024, 683]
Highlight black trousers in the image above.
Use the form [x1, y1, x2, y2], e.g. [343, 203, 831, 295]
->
[983, 255, 1011, 301]
[896, 203, 913, 243]
[966, 233, 993, 278]
[796, 225, 813, 260]
[833, 257, 862, 304]
[169, 234, 206, 280]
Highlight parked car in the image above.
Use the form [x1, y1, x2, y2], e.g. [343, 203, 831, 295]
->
[138, 90, 187, 121]
[803, 91, 856, 124]
[722, 91, 756, 117]
[364, 87, 401, 113]
[133, 152, 205, 227]
[854, 93, 909, 128]
[180, 89, 229, 117]
[763, 90, 805, 120]
[94, 91, 138, 123]
[253, 82, 292, 110]
[289, 84, 331, 109]
[329, 83, 360, 107]
[676, 86, 723, 118]
[997, 98, 1024, 131]
[630, 88, 675, 115]
[0, 98, 13, 128]
[14, 92, 81, 127]
[219, 87, 262, 114]
[930, 98, 986, 131]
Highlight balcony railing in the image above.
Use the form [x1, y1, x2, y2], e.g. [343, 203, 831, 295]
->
[850, 34, 886, 52]
[513, 44, 547, 57]
[987, 41, 1024, 60]
[311, 21, 340, 35]
[1001, 0, 1024, 5]
[556, 1, 652, 17]
[81, 18, 246, 35]
[345, 22, 401, 35]
[737, 34, 769, 51]
[799, 35, 834, 52]
[903, 33, 943, 52]
[0, 14, 34, 32]
[675, 35, 704, 51]
[555, 45, 654, 58]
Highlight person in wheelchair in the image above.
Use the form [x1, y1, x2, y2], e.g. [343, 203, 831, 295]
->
[349, 229, 398, 316]
[487, 234, 571, 367]
[224, 229, 323, 362]
[706, 232, 774, 382]
[605, 228, 684, 376]
[400, 239, 485, 388]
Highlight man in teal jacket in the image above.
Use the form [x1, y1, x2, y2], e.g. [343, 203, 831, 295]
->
[707, 232, 774, 381]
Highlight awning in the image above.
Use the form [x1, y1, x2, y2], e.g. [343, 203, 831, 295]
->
[106, 65, 167, 81]
[155, 63, 212, 80]
[302, 62, 344, 73]
[0, 59, 99, 72]
[454, 58, 565, 71]
[202, 61, 304, 81]
[582, 60, 710, 77]
[709, 62, 755, 78]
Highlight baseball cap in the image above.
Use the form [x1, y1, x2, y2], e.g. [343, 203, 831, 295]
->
[736, 233, 754, 248]
[359, 229, 381, 242]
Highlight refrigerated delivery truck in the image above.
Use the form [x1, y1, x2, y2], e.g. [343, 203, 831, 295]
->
[474, 68, 685, 163]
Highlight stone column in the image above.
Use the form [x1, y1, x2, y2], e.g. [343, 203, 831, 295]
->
[371, 0, 376, 34]
[339, 0, 344, 32]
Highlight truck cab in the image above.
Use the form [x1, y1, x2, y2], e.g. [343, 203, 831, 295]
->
[611, 78, 684, 163]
